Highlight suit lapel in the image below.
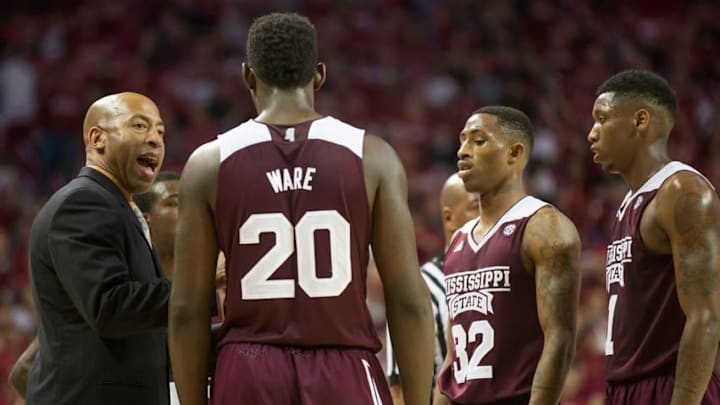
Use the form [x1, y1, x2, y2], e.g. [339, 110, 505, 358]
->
[79, 167, 166, 279]
[125, 210, 165, 278]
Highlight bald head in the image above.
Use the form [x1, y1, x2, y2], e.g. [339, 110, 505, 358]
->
[83, 92, 159, 142]
[83, 91, 165, 196]
[440, 173, 479, 246]
[440, 173, 469, 210]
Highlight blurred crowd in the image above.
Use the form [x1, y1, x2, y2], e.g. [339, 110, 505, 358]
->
[1, 0, 719, 403]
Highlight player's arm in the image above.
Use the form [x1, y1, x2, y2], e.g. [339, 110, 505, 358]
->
[169, 142, 220, 405]
[524, 207, 581, 405]
[8, 337, 38, 399]
[654, 172, 720, 405]
[364, 135, 434, 405]
[384, 326, 405, 405]
[432, 322, 454, 405]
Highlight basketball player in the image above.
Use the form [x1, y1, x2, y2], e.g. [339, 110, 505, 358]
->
[589, 70, 720, 404]
[434, 106, 581, 405]
[386, 173, 479, 404]
[134, 172, 225, 405]
[134, 172, 180, 279]
[168, 12, 434, 405]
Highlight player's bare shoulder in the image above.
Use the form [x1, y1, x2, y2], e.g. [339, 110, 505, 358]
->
[362, 134, 406, 209]
[656, 170, 719, 223]
[522, 205, 581, 272]
[653, 170, 720, 257]
[181, 140, 221, 208]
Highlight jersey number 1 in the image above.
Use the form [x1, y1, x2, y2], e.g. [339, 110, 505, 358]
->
[239, 210, 351, 299]
[605, 294, 618, 355]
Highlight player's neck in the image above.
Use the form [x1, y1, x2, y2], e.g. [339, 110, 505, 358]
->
[478, 180, 526, 225]
[621, 148, 670, 192]
[254, 87, 321, 125]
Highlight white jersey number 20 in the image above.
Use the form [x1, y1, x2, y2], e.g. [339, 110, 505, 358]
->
[452, 320, 494, 383]
[239, 210, 351, 299]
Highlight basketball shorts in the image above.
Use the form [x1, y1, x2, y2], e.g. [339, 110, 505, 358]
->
[448, 393, 530, 405]
[607, 372, 720, 404]
[210, 343, 391, 405]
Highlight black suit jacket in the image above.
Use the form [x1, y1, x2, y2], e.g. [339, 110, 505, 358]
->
[26, 167, 171, 405]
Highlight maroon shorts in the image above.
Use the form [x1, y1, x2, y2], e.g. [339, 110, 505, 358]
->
[449, 393, 530, 405]
[607, 372, 720, 404]
[210, 343, 391, 405]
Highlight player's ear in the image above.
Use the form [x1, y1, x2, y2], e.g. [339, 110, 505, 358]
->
[507, 142, 525, 165]
[313, 63, 326, 91]
[242, 63, 257, 93]
[634, 108, 650, 132]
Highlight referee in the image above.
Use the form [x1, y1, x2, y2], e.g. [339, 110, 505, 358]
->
[386, 173, 480, 404]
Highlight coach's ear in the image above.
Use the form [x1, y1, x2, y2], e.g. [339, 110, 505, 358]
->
[313, 63, 326, 91]
[86, 126, 106, 153]
[242, 63, 257, 93]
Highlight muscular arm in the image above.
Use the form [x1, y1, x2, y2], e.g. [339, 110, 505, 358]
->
[524, 207, 581, 405]
[8, 337, 38, 399]
[655, 173, 720, 405]
[364, 135, 434, 405]
[169, 142, 220, 405]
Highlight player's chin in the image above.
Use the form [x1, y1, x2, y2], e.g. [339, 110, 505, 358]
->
[597, 160, 617, 173]
[461, 179, 482, 194]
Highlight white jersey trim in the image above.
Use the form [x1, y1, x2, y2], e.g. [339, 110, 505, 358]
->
[308, 116, 365, 158]
[616, 161, 713, 220]
[466, 196, 548, 252]
[217, 120, 272, 163]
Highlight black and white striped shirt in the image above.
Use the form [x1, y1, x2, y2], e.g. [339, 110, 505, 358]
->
[386, 254, 448, 385]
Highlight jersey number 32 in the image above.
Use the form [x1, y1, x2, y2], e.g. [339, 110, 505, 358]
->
[239, 210, 351, 299]
[452, 320, 494, 383]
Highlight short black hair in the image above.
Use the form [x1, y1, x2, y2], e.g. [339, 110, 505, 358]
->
[596, 70, 677, 122]
[133, 172, 180, 213]
[473, 105, 534, 152]
[247, 13, 318, 89]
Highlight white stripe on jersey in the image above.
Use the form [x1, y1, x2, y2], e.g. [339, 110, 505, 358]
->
[307, 116, 365, 158]
[217, 116, 366, 162]
[386, 256, 447, 384]
[616, 161, 713, 220]
[465, 196, 548, 252]
[217, 120, 272, 162]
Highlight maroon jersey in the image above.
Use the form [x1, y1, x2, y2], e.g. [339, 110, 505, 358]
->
[438, 196, 549, 404]
[213, 117, 380, 352]
[605, 161, 713, 382]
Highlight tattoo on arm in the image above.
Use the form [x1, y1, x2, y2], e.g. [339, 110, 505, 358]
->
[673, 191, 719, 297]
[666, 183, 720, 405]
[525, 210, 580, 405]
